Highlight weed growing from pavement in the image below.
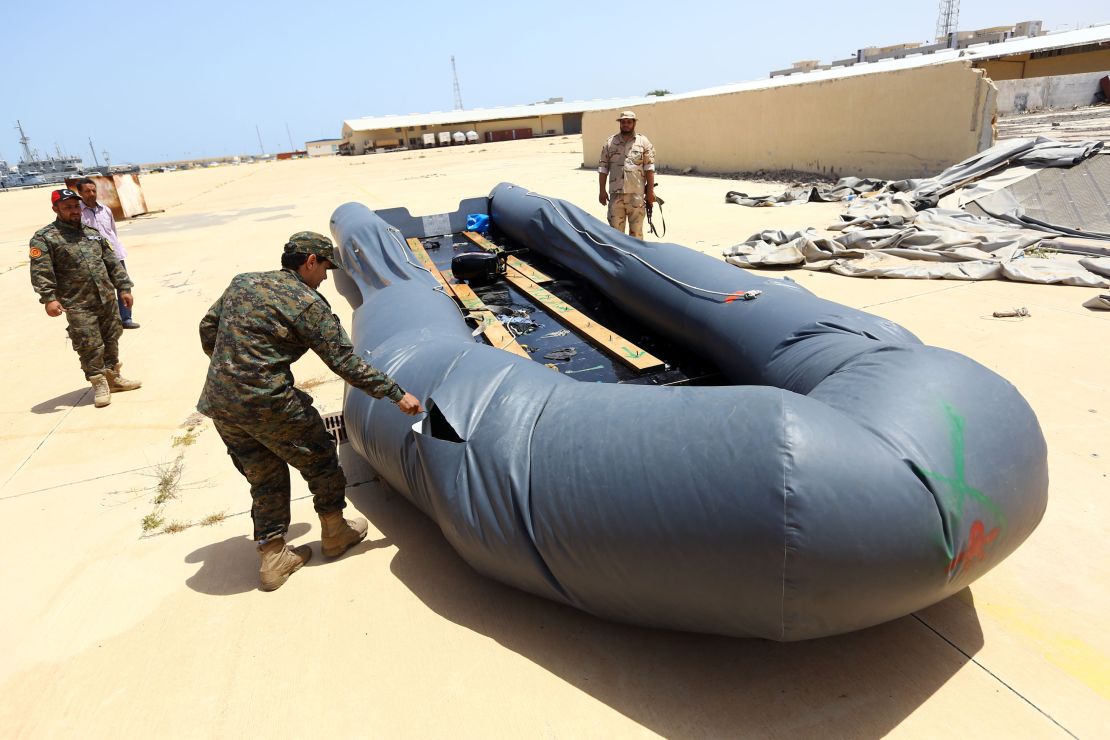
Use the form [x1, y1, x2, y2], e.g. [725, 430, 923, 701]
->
[152, 457, 184, 504]
[142, 511, 165, 531]
[141, 415, 224, 535]
[171, 428, 200, 447]
[199, 510, 228, 526]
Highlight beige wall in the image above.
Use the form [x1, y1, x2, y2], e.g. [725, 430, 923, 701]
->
[582, 61, 996, 180]
[976, 48, 1110, 81]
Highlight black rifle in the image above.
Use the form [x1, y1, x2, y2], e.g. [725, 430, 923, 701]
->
[646, 187, 666, 238]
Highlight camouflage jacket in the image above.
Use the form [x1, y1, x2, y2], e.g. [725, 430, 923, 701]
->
[197, 268, 404, 421]
[598, 133, 656, 195]
[28, 219, 133, 308]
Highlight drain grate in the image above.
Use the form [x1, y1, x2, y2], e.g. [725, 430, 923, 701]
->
[322, 411, 347, 445]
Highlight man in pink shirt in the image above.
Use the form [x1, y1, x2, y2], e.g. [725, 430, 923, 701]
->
[76, 177, 140, 329]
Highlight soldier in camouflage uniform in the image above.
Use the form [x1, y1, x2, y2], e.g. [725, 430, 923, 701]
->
[28, 189, 142, 408]
[198, 231, 423, 591]
[598, 111, 656, 239]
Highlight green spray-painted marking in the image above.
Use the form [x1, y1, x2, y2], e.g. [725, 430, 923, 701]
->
[621, 347, 644, 359]
[919, 403, 1006, 560]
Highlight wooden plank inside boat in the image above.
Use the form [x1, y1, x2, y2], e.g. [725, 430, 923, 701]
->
[405, 238, 450, 292]
[406, 238, 530, 359]
[501, 270, 663, 372]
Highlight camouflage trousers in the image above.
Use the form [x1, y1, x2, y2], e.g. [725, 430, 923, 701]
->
[66, 300, 123, 379]
[213, 393, 347, 544]
[607, 193, 646, 238]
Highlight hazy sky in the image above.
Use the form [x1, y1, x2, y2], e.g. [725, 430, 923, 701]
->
[3, 0, 1106, 164]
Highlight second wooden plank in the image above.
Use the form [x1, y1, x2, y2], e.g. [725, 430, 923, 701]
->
[502, 271, 663, 372]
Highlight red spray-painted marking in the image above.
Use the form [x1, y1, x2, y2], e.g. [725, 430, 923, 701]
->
[947, 520, 1000, 574]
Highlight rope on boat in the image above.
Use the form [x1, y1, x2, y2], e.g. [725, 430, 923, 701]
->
[522, 192, 746, 300]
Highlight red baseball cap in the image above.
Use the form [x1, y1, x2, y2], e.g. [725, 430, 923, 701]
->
[51, 188, 80, 204]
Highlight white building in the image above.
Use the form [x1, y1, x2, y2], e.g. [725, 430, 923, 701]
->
[305, 138, 343, 157]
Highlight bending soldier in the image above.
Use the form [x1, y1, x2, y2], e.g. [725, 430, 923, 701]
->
[197, 231, 423, 591]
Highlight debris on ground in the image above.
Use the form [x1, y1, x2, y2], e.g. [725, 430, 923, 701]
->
[1083, 294, 1110, 311]
[993, 307, 1031, 318]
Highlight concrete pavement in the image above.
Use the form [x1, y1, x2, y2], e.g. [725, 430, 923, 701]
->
[0, 137, 1106, 738]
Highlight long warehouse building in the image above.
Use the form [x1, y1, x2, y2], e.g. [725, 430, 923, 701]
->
[340, 97, 649, 154]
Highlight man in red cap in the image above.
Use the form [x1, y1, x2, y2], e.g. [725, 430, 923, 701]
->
[28, 189, 142, 407]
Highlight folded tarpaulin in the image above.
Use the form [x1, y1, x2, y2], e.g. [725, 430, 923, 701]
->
[724, 138, 1110, 288]
[888, 137, 1105, 209]
[725, 177, 885, 207]
[724, 217, 1110, 288]
[724, 137, 1105, 211]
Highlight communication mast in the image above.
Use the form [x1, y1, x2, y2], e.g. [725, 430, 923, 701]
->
[936, 0, 961, 44]
[451, 55, 464, 110]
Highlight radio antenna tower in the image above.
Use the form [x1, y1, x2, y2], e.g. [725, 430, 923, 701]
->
[451, 55, 464, 110]
[936, 0, 961, 43]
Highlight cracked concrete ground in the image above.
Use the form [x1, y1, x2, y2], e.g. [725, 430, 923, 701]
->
[0, 136, 1106, 738]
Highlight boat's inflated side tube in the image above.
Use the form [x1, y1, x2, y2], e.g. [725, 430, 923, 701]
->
[330, 184, 1048, 640]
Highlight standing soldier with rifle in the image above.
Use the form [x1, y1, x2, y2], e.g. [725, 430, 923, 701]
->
[598, 110, 656, 239]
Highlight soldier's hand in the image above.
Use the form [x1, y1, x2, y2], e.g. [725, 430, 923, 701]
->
[397, 392, 424, 416]
[120, 291, 134, 309]
[45, 300, 65, 317]
[646, 189, 656, 205]
[599, 191, 609, 206]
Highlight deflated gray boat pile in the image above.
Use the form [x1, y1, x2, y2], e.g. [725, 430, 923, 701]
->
[330, 183, 1048, 640]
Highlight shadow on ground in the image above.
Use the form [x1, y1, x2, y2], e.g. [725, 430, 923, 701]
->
[184, 522, 310, 595]
[342, 459, 986, 738]
[31, 387, 91, 414]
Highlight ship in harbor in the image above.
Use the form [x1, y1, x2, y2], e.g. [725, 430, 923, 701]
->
[0, 120, 96, 188]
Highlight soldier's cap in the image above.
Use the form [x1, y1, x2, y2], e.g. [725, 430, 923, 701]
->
[617, 111, 637, 121]
[51, 189, 80, 204]
[284, 231, 337, 268]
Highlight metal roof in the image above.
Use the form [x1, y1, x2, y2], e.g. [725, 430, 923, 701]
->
[651, 24, 1110, 104]
[342, 96, 652, 133]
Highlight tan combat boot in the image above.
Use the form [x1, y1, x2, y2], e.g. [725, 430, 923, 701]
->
[320, 511, 369, 557]
[106, 363, 142, 392]
[89, 374, 111, 408]
[258, 538, 312, 591]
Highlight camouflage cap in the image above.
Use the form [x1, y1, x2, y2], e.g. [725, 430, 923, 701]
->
[284, 231, 337, 268]
[617, 111, 637, 120]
